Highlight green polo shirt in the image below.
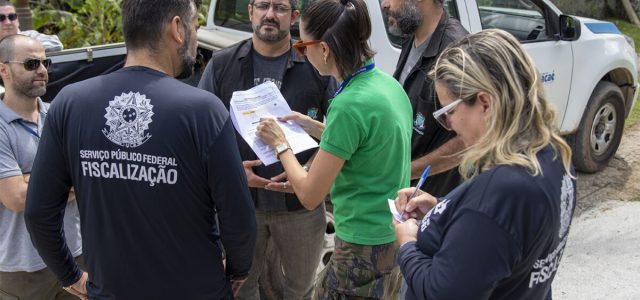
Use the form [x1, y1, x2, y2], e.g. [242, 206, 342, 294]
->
[320, 66, 412, 245]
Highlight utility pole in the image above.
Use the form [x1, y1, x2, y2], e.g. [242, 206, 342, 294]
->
[14, 0, 33, 30]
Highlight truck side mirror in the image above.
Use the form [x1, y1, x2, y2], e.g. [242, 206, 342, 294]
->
[559, 15, 580, 41]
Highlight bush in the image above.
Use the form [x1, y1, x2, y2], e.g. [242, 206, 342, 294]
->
[30, 0, 211, 49]
[30, 0, 123, 49]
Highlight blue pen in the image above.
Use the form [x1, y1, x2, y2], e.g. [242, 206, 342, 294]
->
[401, 165, 431, 219]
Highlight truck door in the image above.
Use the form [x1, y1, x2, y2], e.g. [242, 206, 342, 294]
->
[464, 0, 573, 127]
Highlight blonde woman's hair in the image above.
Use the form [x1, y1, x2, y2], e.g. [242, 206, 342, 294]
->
[430, 29, 573, 179]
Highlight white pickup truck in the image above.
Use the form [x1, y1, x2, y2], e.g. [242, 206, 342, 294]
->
[198, 0, 638, 174]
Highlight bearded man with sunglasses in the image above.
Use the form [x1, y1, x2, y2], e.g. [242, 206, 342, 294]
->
[198, 0, 334, 299]
[0, 35, 82, 300]
[0, 0, 63, 52]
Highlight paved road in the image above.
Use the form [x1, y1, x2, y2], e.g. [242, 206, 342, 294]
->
[553, 121, 640, 299]
[553, 200, 640, 299]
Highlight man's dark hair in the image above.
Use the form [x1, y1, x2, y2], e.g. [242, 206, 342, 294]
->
[0, 0, 13, 7]
[302, 0, 374, 77]
[122, 0, 201, 51]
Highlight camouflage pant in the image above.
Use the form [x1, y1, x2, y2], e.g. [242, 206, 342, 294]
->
[313, 237, 403, 300]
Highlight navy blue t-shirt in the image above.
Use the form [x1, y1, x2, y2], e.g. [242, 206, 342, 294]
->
[25, 66, 256, 299]
[398, 146, 576, 300]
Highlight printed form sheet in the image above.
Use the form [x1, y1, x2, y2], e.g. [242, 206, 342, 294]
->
[229, 81, 318, 166]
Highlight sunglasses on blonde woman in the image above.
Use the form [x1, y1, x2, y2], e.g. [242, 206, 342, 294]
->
[432, 98, 463, 131]
[293, 39, 322, 56]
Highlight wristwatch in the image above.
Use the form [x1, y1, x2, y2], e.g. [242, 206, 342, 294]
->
[275, 143, 291, 159]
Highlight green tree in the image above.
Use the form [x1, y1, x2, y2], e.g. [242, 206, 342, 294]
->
[30, 0, 211, 49]
[30, 0, 123, 48]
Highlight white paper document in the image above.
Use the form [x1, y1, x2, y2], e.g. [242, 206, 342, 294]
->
[229, 81, 319, 166]
[388, 199, 407, 223]
[388, 199, 422, 225]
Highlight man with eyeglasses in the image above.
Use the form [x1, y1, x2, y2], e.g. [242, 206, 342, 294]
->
[198, 0, 334, 299]
[0, 0, 63, 52]
[0, 34, 82, 300]
[381, 0, 468, 198]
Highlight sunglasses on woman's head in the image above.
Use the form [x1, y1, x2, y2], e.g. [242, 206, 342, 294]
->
[0, 13, 17, 22]
[293, 40, 322, 57]
[3, 58, 52, 71]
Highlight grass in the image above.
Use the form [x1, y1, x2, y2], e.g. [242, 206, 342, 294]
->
[627, 99, 640, 128]
[609, 19, 640, 128]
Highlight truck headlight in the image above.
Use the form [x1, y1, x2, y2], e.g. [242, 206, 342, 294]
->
[624, 34, 635, 50]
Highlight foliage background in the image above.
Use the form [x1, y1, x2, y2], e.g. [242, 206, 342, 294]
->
[28, 0, 211, 49]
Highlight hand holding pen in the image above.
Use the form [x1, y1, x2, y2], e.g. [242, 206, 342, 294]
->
[395, 165, 438, 220]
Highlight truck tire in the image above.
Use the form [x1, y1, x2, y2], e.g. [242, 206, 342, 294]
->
[572, 81, 625, 173]
[315, 211, 335, 276]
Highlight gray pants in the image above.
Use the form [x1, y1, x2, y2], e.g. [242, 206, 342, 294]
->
[237, 204, 326, 300]
[0, 256, 84, 300]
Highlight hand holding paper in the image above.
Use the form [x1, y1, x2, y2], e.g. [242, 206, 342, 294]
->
[229, 82, 318, 166]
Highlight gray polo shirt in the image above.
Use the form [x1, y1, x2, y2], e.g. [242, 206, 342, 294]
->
[0, 97, 82, 272]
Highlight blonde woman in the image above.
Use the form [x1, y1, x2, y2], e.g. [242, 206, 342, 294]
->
[393, 29, 576, 299]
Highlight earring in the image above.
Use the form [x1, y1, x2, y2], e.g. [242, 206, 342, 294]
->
[323, 56, 328, 65]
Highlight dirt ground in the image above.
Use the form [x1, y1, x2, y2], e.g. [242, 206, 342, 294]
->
[553, 121, 640, 299]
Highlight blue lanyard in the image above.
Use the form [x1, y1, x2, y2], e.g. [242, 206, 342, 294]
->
[333, 63, 375, 97]
[16, 119, 40, 139]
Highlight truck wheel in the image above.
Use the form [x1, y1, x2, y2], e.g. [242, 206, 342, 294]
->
[572, 81, 625, 173]
[315, 211, 335, 276]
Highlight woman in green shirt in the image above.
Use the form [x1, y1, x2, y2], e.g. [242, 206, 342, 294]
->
[256, 0, 412, 298]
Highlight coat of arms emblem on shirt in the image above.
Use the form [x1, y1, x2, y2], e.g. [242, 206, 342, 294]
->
[558, 174, 575, 238]
[102, 92, 154, 148]
[307, 107, 319, 120]
[414, 112, 425, 135]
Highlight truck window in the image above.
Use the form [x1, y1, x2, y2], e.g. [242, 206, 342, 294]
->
[477, 0, 549, 42]
[378, 0, 460, 48]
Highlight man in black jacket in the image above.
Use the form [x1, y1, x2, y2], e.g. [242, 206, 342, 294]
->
[382, 0, 468, 197]
[198, 0, 333, 299]
[24, 0, 256, 299]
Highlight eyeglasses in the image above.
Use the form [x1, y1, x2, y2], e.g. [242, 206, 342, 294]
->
[293, 39, 322, 56]
[0, 13, 17, 22]
[432, 98, 463, 131]
[252, 2, 293, 14]
[3, 58, 52, 71]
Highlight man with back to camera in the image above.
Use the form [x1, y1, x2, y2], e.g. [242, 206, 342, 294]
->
[0, 34, 82, 300]
[24, 0, 256, 299]
[0, 0, 63, 52]
[198, 0, 334, 298]
[381, 0, 468, 197]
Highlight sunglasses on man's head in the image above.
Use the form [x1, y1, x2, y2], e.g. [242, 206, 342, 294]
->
[0, 13, 17, 22]
[3, 58, 52, 71]
[293, 40, 322, 57]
